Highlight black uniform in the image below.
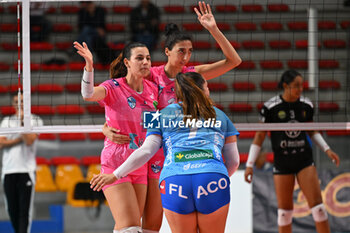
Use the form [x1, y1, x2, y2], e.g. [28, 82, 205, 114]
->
[260, 95, 314, 174]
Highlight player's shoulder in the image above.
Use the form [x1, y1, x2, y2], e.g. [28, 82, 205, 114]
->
[264, 95, 283, 110]
[299, 96, 313, 108]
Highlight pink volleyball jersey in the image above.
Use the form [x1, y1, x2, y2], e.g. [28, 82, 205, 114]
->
[149, 65, 195, 110]
[98, 77, 159, 174]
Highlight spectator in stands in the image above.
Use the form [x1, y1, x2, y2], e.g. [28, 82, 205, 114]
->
[244, 69, 340, 233]
[77, 1, 113, 64]
[129, 0, 160, 51]
[0, 94, 43, 233]
[102, 2, 242, 232]
[30, 2, 51, 42]
[75, 40, 158, 233]
[91, 72, 240, 233]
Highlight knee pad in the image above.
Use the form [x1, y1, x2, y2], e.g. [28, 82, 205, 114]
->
[311, 203, 328, 222]
[277, 209, 293, 226]
[114, 226, 142, 233]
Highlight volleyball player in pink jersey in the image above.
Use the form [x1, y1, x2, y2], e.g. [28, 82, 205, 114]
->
[102, 2, 242, 232]
[74, 41, 158, 233]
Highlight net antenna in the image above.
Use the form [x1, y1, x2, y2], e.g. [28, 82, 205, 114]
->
[16, 2, 21, 124]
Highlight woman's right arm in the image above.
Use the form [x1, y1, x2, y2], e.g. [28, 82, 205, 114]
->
[244, 131, 267, 183]
[74, 41, 106, 102]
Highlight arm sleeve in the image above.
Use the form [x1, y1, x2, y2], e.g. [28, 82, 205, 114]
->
[113, 134, 162, 179]
[223, 142, 240, 177]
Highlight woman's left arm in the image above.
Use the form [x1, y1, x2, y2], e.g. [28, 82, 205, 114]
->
[223, 135, 240, 177]
[193, 2, 241, 80]
[308, 131, 340, 167]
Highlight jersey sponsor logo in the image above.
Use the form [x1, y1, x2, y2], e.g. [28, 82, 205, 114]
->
[151, 163, 162, 174]
[197, 177, 228, 199]
[175, 150, 213, 162]
[285, 120, 301, 138]
[158, 85, 164, 95]
[183, 162, 207, 171]
[112, 80, 119, 86]
[278, 110, 286, 119]
[160, 180, 166, 194]
[127, 96, 136, 109]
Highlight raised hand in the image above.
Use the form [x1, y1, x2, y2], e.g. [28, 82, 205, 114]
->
[194, 1, 217, 31]
[73, 41, 93, 71]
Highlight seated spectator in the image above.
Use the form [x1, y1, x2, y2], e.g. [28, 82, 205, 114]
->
[129, 0, 160, 51]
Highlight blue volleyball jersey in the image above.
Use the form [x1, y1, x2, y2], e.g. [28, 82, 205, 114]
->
[146, 103, 239, 183]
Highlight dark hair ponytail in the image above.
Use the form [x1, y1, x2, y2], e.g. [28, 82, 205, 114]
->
[164, 23, 192, 50]
[109, 42, 147, 79]
[278, 69, 302, 89]
[175, 72, 216, 122]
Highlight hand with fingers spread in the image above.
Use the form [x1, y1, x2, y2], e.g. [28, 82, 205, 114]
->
[194, 1, 217, 32]
[90, 173, 117, 192]
[73, 41, 93, 71]
[102, 122, 131, 144]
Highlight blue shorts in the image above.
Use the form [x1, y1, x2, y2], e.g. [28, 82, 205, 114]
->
[159, 173, 230, 214]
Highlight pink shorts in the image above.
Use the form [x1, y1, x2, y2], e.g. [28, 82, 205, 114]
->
[101, 165, 147, 191]
[147, 147, 165, 179]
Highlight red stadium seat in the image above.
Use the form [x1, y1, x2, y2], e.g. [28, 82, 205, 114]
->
[214, 103, 224, 111]
[215, 41, 240, 50]
[0, 23, 17, 32]
[288, 60, 308, 69]
[207, 82, 228, 92]
[242, 40, 264, 49]
[232, 82, 256, 91]
[108, 42, 125, 51]
[46, 7, 56, 14]
[261, 22, 283, 31]
[216, 23, 231, 31]
[163, 5, 185, 13]
[326, 130, 350, 136]
[192, 41, 211, 49]
[319, 60, 339, 69]
[31, 105, 55, 115]
[30, 42, 54, 51]
[41, 64, 67, 71]
[60, 5, 80, 14]
[33, 83, 63, 93]
[256, 103, 264, 111]
[267, 4, 289, 12]
[269, 40, 291, 49]
[239, 131, 256, 139]
[8, 5, 19, 14]
[53, 23, 73, 32]
[319, 80, 340, 90]
[85, 104, 105, 114]
[113, 6, 132, 13]
[323, 39, 346, 49]
[0, 106, 16, 116]
[187, 61, 202, 66]
[0, 85, 7, 94]
[8, 84, 23, 93]
[95, 63, 110, 71]
[68, 62, 85, 71]
[318, 21, 336, 30]
[260, 60, 283, 70]
[287, 21, 308, 30]
[319, 102, 339, 112]
[340, 21, 350, 29]
[106, 23, 125, 32]
[56, 105, 85, 115]
[266, 153, 274, 163]
[38, 133, 57, 140]
[295, 40, 321, 49]
[1, 42, 17, 51]
[182, 23, 203, 31]
[215, 5, 237, 12]
[236, 61, 255, 70]
[234, 22, 257, 31]
[88, 133, 105, 141]
[65, 83, 81, 93]
[81, 156, 100, 166]
[241, 4, 263, 12]
[55, 42, 72, 50]
[151, 61, 166, 66]
[229, 103, 253, 112]
[240, 153, 248, 163]
[0, 6, 3, 13]
[159, 23, 167, 31]
[0, 62, 10, 71]
[58, 133, 86, 141]
[260, 81, 278, 91]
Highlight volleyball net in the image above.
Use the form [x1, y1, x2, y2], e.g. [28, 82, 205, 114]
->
[0, 0, 349, 133]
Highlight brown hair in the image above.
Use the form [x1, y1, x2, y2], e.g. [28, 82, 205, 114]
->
[175, 72, 216, 122]
[109, 42, 147, 79]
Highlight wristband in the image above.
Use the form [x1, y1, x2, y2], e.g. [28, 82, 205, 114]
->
[246, 144, 261, 168]
[81, 68, 94, 98]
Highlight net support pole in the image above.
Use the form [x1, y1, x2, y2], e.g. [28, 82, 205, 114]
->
[22, 0, 31, 132]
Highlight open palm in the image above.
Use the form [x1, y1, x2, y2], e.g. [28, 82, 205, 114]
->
[73, 41, 93, 66]
[194, 1, 217, 31]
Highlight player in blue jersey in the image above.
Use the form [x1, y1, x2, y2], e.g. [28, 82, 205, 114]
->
[90, 72, 240, 233]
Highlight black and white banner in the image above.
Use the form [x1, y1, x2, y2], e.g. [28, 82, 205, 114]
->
[253, 170, 350, 233]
